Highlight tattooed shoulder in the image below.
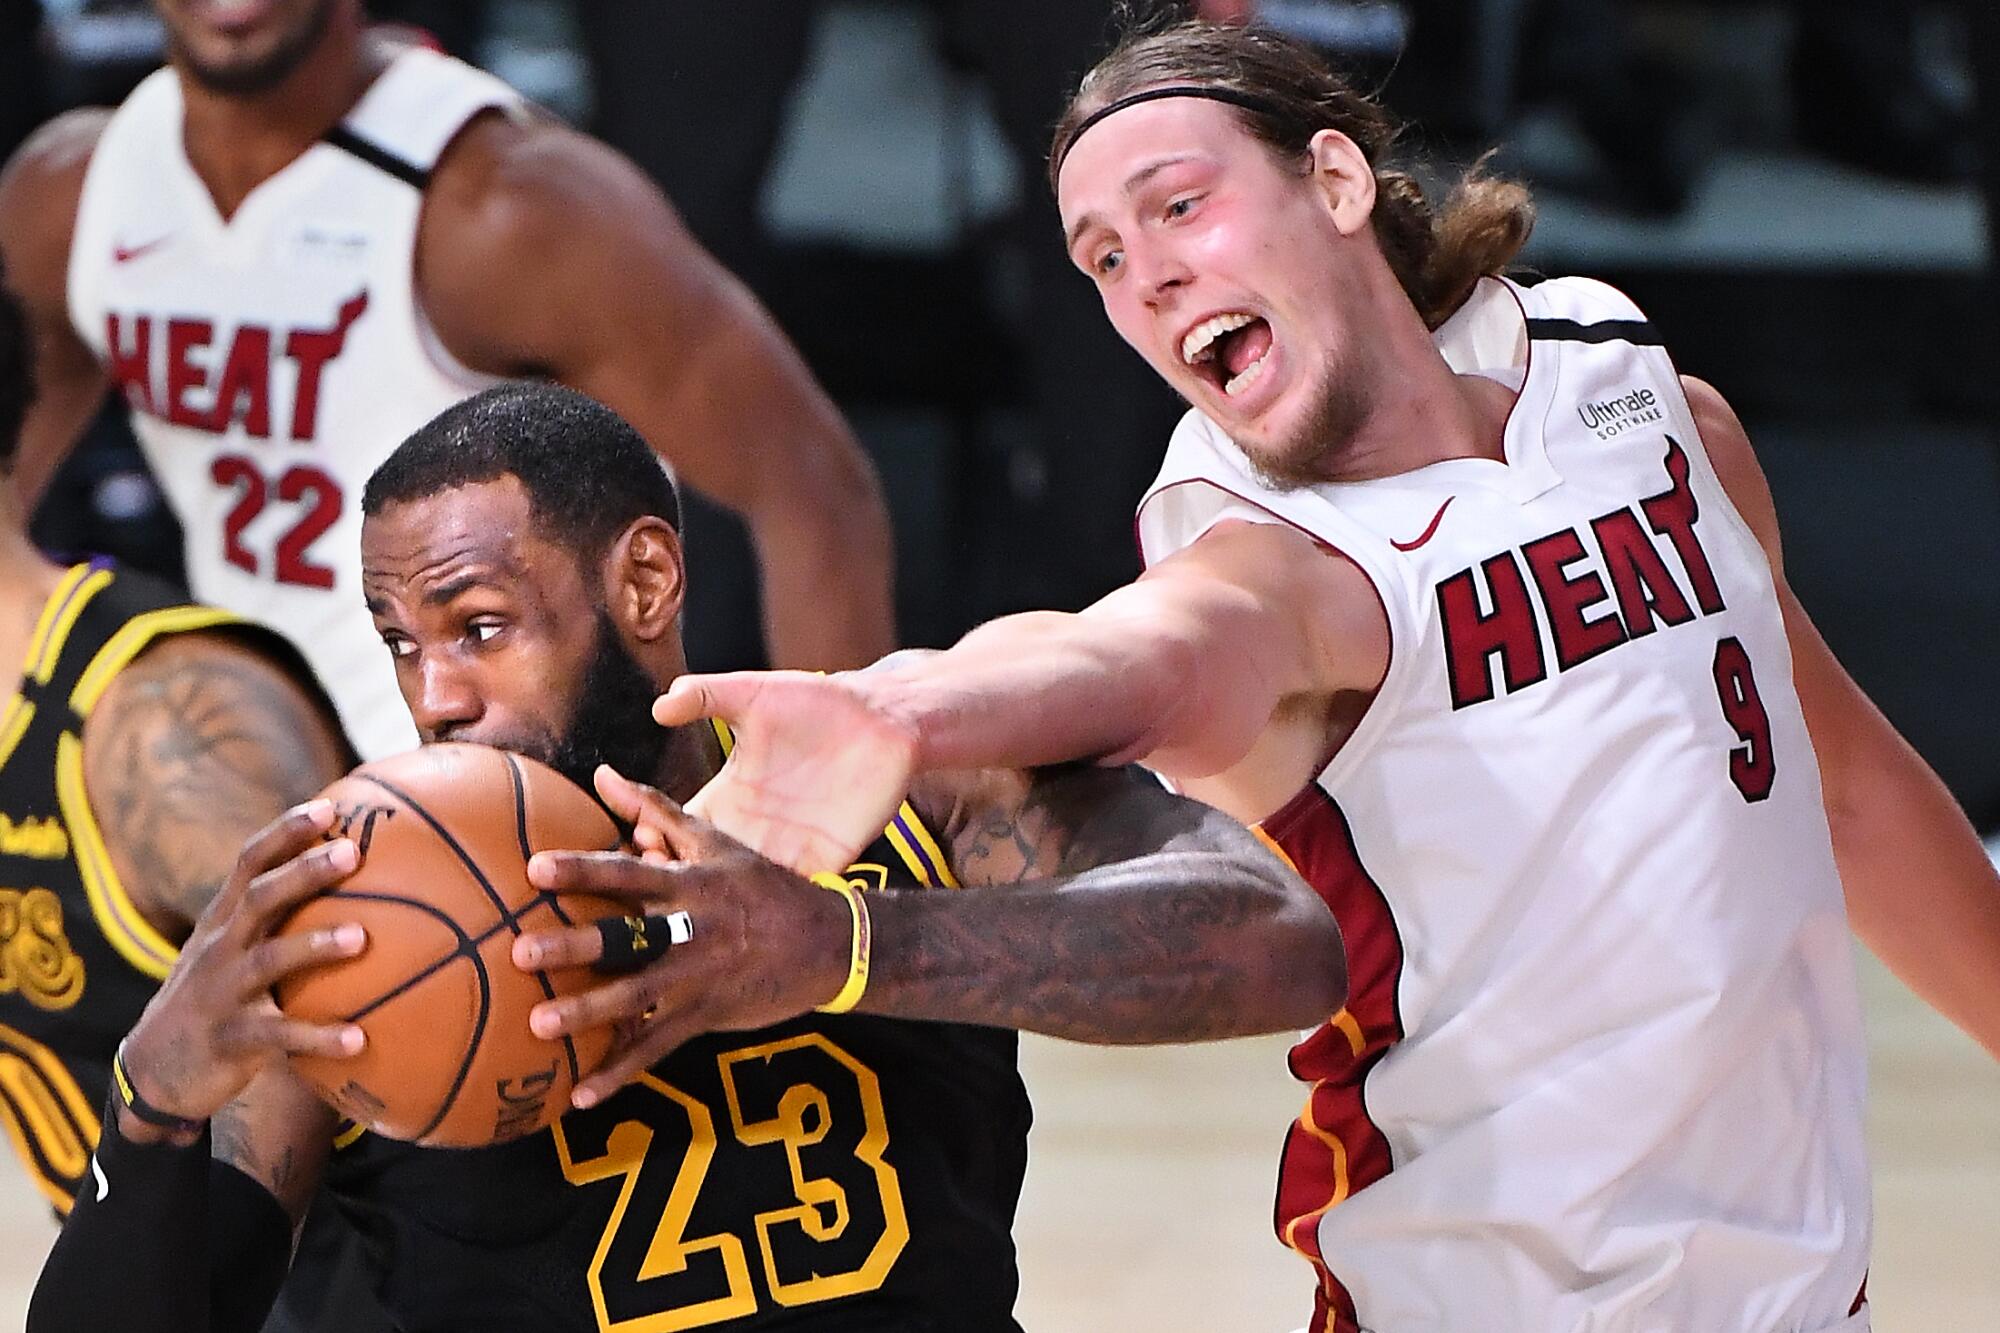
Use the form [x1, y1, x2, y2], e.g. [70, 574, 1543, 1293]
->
[80, 630, 349, 934]
[924, 763, 1230, 890]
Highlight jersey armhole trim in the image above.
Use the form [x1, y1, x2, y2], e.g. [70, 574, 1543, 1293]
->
[68, 606, 243, 717]
[884, 803, 958, 889]
[715, 711, 956, 891]
[1653, 363, 1778, 586]
[55, 732, 177, 981]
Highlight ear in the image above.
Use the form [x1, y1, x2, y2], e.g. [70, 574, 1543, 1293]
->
[604, 518, 686, 643]
[1307, 129, 1376, 237]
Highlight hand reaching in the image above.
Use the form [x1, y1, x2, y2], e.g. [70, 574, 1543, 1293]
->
[510, 766, 854, 1109]
[651, 670, 916, 874]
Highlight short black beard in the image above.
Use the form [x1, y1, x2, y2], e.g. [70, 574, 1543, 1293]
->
[169, 0, 337, 97]
[545, 613, 671, 795]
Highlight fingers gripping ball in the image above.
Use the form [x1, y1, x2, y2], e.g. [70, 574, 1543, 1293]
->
[275, 744, 625, 1147]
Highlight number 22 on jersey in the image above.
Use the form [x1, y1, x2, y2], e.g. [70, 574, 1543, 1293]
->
[554, 1032, 909, 1333]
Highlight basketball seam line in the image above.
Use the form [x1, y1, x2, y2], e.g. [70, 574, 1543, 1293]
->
[502, 754, 581, 1088]
[330, 890, 478, 1024]
[353, 774, 504, 1141]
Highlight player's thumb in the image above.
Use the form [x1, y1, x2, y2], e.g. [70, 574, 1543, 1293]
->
[652, 673, 757, 729]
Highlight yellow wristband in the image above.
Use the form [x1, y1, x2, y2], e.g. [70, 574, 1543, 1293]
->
[810, 871, 871, 1014]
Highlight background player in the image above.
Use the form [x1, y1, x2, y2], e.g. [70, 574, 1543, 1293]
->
[0, 0, 893, 761]
[27, 381, 1340, 1333]
[0, 269, 381, 1327]
[646, 17, 2000, 1332]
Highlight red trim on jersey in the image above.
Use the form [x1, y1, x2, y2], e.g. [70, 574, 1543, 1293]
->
[1258, 783, 1406, 1333]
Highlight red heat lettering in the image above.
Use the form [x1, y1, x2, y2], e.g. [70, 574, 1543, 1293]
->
[104, 314, 154, 413]
[1639, 436, 1726, 615]
[1437, 552, 1548, 709]
[207, 325, 273, 437]
[1591, 508, 1695, 638]
[285, 291, 370, 441]
[164, 318, 217, 429]
[1522, 528, 1627, 671]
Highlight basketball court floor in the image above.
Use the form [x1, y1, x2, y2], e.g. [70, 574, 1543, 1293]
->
[2, 941, 1995, 1330]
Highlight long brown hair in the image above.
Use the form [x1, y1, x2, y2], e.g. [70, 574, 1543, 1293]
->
[1051, 16, 1535, 329]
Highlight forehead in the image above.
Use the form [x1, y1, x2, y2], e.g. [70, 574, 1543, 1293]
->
[360, 477, 575, 593]
[1056, 95, 1264, 221]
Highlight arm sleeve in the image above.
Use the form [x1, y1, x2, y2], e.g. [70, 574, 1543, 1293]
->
[27, 1106, 292, 1333]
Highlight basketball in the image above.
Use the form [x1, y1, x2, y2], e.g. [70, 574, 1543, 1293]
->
[274, 744, 626, 1148]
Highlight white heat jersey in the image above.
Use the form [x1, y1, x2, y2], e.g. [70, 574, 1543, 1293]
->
[1138, 277, 1871, 1333]
[68, 48, 517, 758]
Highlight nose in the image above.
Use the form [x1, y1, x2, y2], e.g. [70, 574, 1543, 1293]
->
[1130, 237, 1193, 309]
[406, 653, 483, 741]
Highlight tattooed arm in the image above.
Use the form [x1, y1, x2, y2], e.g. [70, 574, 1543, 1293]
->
[867, 764, 1347, 1042]
[517, 763, 1346, 1100]
[81, 629, 353, 938]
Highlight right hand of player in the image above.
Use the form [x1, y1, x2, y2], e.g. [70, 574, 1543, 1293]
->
[652, 669, 919, 874]
[118, 801, 368, 1133]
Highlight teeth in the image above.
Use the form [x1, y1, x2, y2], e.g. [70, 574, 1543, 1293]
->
[1224, 351, 1269, 397]
[1181, 312, 1255, 366]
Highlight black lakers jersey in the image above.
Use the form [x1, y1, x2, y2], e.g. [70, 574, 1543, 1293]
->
[328, 799, 1031, 1333]
[0, 560, 252, 1211]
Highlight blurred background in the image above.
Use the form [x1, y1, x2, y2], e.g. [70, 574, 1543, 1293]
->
[2, 1, 1997, 1327]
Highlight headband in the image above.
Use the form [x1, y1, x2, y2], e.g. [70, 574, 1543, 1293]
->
[1053, 85, 1282, 176]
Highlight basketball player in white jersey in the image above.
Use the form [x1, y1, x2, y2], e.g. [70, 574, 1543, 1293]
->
[616, 20, 2000, 1333]
[0, 0, 892, 761]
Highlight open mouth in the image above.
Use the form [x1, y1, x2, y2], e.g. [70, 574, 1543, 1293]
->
[1181, 313, 1274, 400]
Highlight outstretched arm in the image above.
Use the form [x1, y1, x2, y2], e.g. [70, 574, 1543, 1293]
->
[869, 762, 1345, 1041]
[418, 112, 894, 670]
[511, 763, 1344, 1106]
[1688, 375, 2000, 1058]
[656, 519, 1388, 871]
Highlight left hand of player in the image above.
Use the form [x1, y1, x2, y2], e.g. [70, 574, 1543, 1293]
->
[511, 765, 854, 1109]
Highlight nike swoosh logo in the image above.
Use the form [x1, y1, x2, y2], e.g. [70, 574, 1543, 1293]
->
[1391, 497, 1455, 551]
[112, 235, 173, 264]
[92, 1156, 108, 1202]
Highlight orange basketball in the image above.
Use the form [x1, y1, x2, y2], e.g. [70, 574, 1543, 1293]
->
[275, 744, 625, 1148]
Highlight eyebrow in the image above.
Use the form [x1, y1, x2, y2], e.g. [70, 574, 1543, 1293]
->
[361, 569, 507, 617]
[422, 572, 505, 607]
[1063, 153, 1204, 254]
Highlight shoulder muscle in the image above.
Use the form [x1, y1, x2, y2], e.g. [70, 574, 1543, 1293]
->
[1681, 374, 1783, 571]
[0, 108, 108, 314]
[416, 111, 721, 376]
[81, 629, 350, 935]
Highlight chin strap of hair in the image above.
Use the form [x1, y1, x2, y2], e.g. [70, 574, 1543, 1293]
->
[1054, 85, 1283, 176]
[810, 871, 872, 1015]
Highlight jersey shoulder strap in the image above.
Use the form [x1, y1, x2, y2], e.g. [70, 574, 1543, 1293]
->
[328, 46, 520, 183]
[43, 566, 245, 724]
[710, 719, 958, 890]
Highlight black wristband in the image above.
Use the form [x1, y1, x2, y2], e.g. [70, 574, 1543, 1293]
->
[112, 1040, 206, 1136]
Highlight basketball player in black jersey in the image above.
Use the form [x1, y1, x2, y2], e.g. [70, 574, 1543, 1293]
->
[0, 272, 388, 1331]
[29, 382, 1344, 1333]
